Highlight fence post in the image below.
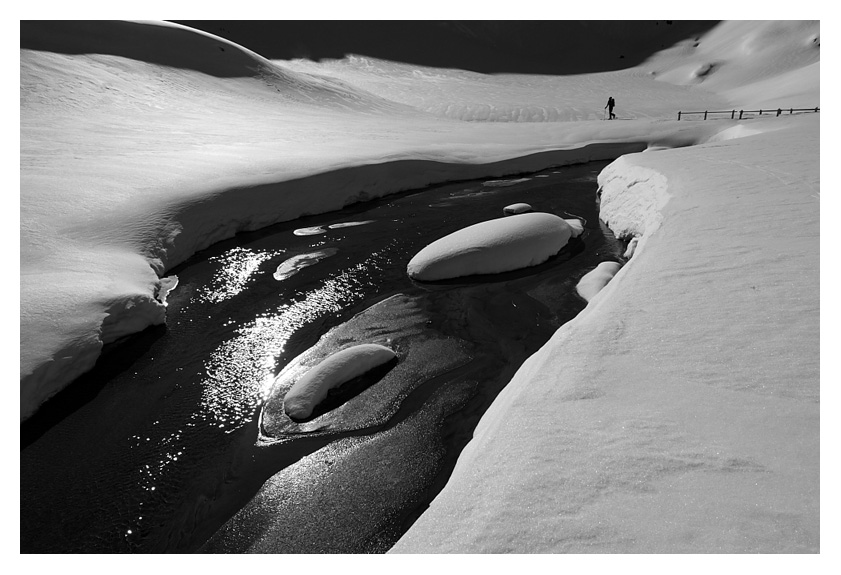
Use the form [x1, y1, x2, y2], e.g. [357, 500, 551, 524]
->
[790, 108, 793, 114]
[678, 111, 681, 121]
[759, 109, 763, 115]
[731, 110, 735, 119]
[776, 108, 781, 117]
[815, 107, 819, 112]
[739, 110, 743, 119]
[704, 111, 708, 120]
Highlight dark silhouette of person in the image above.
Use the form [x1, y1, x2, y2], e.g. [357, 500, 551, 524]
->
[605, 96, 616, 119]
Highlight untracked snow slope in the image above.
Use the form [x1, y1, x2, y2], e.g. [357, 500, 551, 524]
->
[20, 20, 735, 420]
[391, 114, 819, 553]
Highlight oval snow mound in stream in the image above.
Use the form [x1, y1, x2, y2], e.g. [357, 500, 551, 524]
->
[283, 344, 398, 420]
[407, 212, 574, 281]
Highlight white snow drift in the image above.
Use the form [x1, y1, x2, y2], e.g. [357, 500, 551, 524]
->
[575, 261, 622, 302]
[282, 344, 397, 420]
[407, 212, 574, 281]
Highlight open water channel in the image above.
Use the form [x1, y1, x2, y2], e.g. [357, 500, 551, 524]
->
[21, 160, 625, 553]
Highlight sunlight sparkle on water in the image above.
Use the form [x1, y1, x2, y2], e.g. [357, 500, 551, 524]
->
[193, 247, 284, 304]
[197, 249, 394, 431]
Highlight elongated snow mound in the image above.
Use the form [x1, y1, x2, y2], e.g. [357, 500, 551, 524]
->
[283, 344, 397, 420]
[407, 212, 573, 281]
[576, 261, 622, 302]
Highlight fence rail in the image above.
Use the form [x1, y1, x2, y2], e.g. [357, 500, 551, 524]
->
[677, 107, 819, 121]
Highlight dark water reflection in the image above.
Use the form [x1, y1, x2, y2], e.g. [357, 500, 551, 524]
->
[20, 161, 623, 553]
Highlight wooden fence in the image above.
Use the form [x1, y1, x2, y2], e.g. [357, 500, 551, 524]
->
[677, 107, 819, 121]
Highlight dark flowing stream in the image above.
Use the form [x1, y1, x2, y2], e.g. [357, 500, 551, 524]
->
[21, 160, 624, 553]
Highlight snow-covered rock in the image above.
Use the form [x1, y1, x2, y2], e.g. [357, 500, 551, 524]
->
[407, 212, 574, 281]
[282, 344, 397, 420]
[503, 203, 533, 215]
[575, 261, 622, 302]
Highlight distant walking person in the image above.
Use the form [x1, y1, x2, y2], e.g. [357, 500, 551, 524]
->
[605, 96, 616, 120]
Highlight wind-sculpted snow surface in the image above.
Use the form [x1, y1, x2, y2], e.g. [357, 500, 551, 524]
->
[282, 344, 397, 420]
[407, 213, 573, 281]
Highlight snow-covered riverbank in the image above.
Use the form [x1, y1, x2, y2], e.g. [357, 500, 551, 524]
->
[391, 113, 819, 553]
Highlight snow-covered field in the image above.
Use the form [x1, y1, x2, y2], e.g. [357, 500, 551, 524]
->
[20, 19, 820, 554]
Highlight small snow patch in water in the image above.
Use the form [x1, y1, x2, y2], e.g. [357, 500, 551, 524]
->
[503, 203, 533, 215]
[274, 249, 338, 281]
[293, 226, 327, 236]
[328, 220, 375, 229]
[483, 178, 531, 187]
